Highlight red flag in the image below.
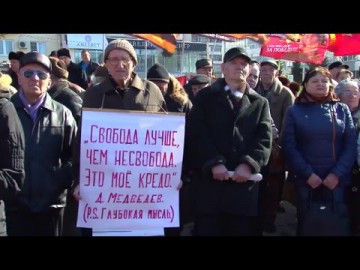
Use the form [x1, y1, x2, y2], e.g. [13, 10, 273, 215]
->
[327, 34, 360, 56]
[260, 34, 328, 65]
[268, 34, 302, 42]
[131, 34, 178, 54]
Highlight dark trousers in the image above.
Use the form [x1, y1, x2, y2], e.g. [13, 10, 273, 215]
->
[0, 201, 6, 236]
[261, 171, 285, 225]
[6, 207, 64, 236]
[194, 212, 256, 236]
[62, 192, 81, 236]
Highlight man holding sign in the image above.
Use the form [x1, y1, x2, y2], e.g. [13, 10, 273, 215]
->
[72, 39, 167, 236]
[187, 47, 272, 236]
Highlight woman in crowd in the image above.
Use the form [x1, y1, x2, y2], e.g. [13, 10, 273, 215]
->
[281, 67, 356, 236]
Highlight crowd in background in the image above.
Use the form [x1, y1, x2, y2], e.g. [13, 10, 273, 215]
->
[1, 38, 360, 236]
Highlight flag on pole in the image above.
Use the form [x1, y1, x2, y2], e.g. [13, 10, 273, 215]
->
[131, 34, 178, 54]
[327, 34, 360, 56]
[260, 34, 328, 65]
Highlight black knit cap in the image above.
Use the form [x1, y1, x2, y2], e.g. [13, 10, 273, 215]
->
[9, 51, 25, 61]
[20, 52, 52, 72]
[57, 48, 71, 58]
[147, 63, 170, 83]
[189, 74, 211, 85]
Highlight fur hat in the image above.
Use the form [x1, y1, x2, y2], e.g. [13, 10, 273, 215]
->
[147, 63, 170, 83]
[8, 51, 25, 61]
[49, 57, 69, 79]
[57, 48, 71, 58]
[104, 39, 138, 65]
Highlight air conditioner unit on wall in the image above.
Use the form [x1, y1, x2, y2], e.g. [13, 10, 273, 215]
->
[18, 40, 29, 49]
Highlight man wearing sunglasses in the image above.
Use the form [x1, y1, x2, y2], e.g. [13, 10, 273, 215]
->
[7, 52, 78, 236]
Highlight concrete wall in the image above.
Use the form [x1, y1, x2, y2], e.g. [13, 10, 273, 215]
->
[0, 34, 61, 63]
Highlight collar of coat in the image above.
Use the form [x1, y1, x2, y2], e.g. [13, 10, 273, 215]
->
[12, 91, 56, 112]
[258, 78, 286, 96]
[104, 72, 148, 93]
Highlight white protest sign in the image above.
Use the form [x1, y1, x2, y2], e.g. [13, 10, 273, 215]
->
[77, 109, 185, 230]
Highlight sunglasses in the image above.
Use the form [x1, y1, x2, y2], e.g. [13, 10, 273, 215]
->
[22, 70, 49, 80]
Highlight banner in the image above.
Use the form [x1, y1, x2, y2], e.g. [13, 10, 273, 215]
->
[328, 34, 360, 56]
[260, 34, 329, 65]
[77, 109, 185, 230]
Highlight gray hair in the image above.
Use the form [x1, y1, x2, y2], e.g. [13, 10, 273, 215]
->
[335, 78, 359, 96]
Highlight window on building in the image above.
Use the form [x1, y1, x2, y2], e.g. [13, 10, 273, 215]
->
[192, 36, 208, 43]
[30, 42, 46, 54]
[0, 40, 14, 56]
[212, 55, 222, 62]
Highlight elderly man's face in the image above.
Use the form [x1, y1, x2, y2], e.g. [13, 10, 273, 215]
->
[339, 84, 360, 112]
[221, 56, 250, 83]
[197, 66, 213, 78]
[105, 49, 135, 83]
[18, 63, 51, 103]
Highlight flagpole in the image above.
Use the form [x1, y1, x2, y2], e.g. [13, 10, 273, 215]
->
[181, 38, 185, 73]
[102, 34, 106, 64]
[145, 41, 148, 78]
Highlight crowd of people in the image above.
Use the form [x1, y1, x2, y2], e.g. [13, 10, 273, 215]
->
[0, 38, 360, 236]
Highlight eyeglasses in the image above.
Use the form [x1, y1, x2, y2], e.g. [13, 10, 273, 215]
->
[107, 57, 132, 66]
[22, 70, 49, 80]
[343, 90, 360, 97]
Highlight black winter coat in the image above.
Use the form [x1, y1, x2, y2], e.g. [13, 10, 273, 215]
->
[187, 78, 272, 216]
[0, 92, 25, 204]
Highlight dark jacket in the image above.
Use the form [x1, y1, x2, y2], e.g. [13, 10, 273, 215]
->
[48, 81, 83, 125]
[164, 75, 192, 114]
[67, 61, 88, 90]
[11, 92, 78, 212]
[6, 69, 20, 91]
[187, 78, 272, 216]
[78, 60, 99, 84]
[73, 73, 166, 186]
[82, 73, 165, 111]
[0, 92, 25, 203]
[282, 102, 356, 187]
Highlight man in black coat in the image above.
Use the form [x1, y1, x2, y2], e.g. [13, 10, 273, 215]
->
[187, 47, 272, 236]
[0, 87, 25, 235]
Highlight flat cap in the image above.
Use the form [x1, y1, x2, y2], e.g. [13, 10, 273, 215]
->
[20, 52, 52, 72]
[223, 47, 251, 63]
[189, 74, 211, 85]
[261, 60, 278, 70]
